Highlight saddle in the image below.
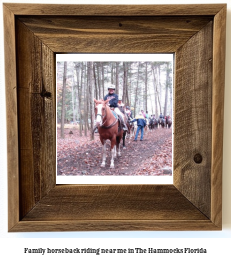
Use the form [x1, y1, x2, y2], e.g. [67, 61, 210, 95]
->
[111, 110, 123, 132]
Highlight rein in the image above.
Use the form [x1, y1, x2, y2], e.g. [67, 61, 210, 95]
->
[97, 106, 118, 129]
[100, 118, 118, 129]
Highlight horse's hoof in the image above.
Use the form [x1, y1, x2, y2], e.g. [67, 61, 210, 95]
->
[110, 165, 115, 169]
[118, 153, 121, 157]
[123, 147, 126, 150]
[101, 164, 105, 168]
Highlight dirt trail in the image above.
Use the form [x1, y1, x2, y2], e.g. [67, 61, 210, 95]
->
[57, 127, 172, 176]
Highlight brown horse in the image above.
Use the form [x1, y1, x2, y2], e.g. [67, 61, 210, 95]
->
[166, 116, 172, 128]
[94, 98, 124, 168]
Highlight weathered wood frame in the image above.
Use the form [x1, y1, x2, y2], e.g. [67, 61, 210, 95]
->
[4, 4, 226, 232]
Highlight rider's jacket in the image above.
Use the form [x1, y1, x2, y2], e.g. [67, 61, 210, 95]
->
[131, 115, 147, 127]
[104, 93, 118, 108]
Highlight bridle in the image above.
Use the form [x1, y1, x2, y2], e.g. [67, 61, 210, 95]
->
[95, 103, 118, 129]
[95, 103, 107, 125]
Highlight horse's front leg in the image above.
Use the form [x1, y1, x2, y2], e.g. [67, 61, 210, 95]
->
[101, 140, 107, 167]
[110, 137, 116, 168]
[117, 142, 121, 156]
[109, 146, 116, 168]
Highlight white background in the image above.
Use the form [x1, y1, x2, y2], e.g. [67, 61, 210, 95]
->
[1, 0, 231, 260]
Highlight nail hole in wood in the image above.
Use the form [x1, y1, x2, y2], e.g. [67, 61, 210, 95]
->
[40, 91, 52, 99]
[194, 153, 203, 164]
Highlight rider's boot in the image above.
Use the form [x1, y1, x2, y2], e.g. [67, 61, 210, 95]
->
[122, 119, 128, 131]
[119, 115, 128, 131]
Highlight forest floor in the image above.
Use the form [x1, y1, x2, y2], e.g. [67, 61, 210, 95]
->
[57, 125, 172, 176]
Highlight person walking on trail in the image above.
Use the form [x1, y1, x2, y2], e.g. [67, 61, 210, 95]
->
[159, 112, 164, 119]
[131, 112, 147, 141]
[146, 111, 149, 120]
[145, 110, 149, 125]
[104, 86, 128, 131]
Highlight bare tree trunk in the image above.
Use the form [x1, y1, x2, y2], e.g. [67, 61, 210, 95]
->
[101, 62, 105, 98]
[126, 85, 130, 106]
[145, 62, 148, 112]
[71, 73, 76, 123]
[164, 62, 170, 117]
[129, 73, 132, 107]
[74, 64, 79, 124]
[115, 62, 119, 97]
[93, 63, 98, 100]
[111, 63, 114, 84]
[152, 63, 159, 117]
[97, 63, 101, 99]
[122, 62, 128, 103]
[85, 63, 90, 131]
[157, 65, 162, 114]
[169, 63, 173, 117]
[134, 62, 140, 117]
[126, 63, 130, 106]
[83, 64, 88, 136]
[148, 83, 154, 115]
[61, 61, 67, 139]
[88, 62, 94, 140]
[78, 63, 84, 136]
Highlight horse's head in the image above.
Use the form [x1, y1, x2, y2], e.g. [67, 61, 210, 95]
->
[94, 98, 110, 126]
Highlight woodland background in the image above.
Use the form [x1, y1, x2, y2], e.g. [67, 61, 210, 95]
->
[57, 60, 173, 138]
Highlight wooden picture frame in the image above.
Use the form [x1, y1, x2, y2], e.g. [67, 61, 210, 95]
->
[4, 3, 226, 231]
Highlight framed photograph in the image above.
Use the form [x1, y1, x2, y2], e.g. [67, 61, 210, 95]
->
[4, 3, 226, 231]
[56, 53, 174, 185]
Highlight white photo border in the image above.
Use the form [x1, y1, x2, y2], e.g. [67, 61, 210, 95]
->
[56, 54, 174, 185]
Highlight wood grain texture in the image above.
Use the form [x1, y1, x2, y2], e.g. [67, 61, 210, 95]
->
[211, 5, 226, 228]
[22, 185, 207, 221]
[174, 22, 213, 218]
[16, 19, 56, 219]
[11, 220, 218, 232]
[4, 3, 226, 231]
[12, 185, 218, 232]
[3, 3, 225, 16]
[17, 16, 213, 53]
[3, 4, 19, 231]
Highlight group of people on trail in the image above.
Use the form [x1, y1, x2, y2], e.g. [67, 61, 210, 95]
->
[103, 86, 146, 141]
[146, 112, 171, 124]
[103, 86, 171, 141]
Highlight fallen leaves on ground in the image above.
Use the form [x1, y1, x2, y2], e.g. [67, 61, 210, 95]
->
[57, 126, 172, 176]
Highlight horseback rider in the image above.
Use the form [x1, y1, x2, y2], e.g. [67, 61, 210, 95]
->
[118, 97, 125, 113]
[125, 106, 133, 120]
[104, 86, 128, 131]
